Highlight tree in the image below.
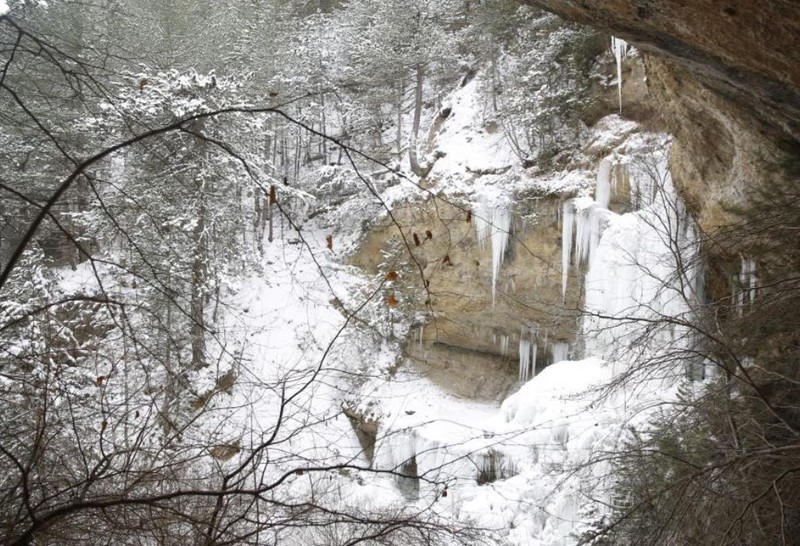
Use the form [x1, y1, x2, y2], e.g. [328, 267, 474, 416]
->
[0, 9, 491, 546]
[332, 0, 464, 173]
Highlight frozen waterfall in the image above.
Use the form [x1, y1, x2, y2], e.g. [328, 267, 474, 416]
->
[582, 153, 703, 360]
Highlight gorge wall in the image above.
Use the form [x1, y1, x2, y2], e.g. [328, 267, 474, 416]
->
[522, 0, 800, 233]
[351, 195, 582, 400]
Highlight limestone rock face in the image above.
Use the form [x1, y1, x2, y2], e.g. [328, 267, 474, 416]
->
[350, 195, 582, 400]
[523, 0, 800, 144]
[522, 0, 800, 233]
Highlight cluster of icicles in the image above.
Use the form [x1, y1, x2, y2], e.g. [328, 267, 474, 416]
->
[473, 36, 629, 308]
[560, 156, 647, 300]
[517, 332, 569, 382]
[474, 201, 511, 305]
[495, 329, 570, 382]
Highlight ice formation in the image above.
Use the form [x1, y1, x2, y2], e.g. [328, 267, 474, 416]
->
[561, 157, 621, 299]
[594, 158, 613, 209]
[518, 327, 540, 382]
[519, 338, 531, 382]
[611, 37, 628, 114]
[582, 153, 702, 359]
[737, 257, 757, 308]
[500, 334, 510, 357]
[561, 200, 575, 299]
[475, 199, 512, 304]
[561, 199, 610, 299]
[551, 342, 569, 364]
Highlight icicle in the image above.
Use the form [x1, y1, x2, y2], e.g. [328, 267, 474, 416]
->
[531, 342, 538, 377]
[519, 337, 531, 382]
[500, 334, 510, 357]
[595, 158, 613, 209]
[474, 210, 491, 250]
[574, 207, 591, 266]
[561, 201, 575, 300]
[738, 257, 757, 309]
[611, 37, 628, 114]
[551, 343, 569, 364]
[419, 324, 424, 351]
[491, 208, 511, 305]
[475, 202, 512, 305]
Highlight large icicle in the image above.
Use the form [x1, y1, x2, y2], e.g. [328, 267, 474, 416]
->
[491, 208, 511, 304]
[737, 257, 757, 309]
[595, 158, 613, 209]
[551, 343, 569, 364]
[611, 37, 628, 114]
[476, 200, 512, 305]
[561, 200, 575, 300]
[519, 337, 531, 382]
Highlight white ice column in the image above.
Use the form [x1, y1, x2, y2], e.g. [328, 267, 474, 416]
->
[519, 338, 531, 382]
[476, 201, 512, 305]
[595, 158, 613, 209]
[561, 200, 575, 300]
[611, 37, 628, 114]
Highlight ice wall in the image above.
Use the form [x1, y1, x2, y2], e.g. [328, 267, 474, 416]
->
[581, 155, 703, 360]
[559, 152, 703, 361]
[560, 157, 617, 299]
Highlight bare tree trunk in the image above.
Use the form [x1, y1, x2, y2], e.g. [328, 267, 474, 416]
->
[320, 93, 328, 163]
[191, 199, 206, 370]
[268, 185, 276, 243]
[409, 63, 428, 177]
[190, 119, 207, 371]
[396, 78, 405, 158]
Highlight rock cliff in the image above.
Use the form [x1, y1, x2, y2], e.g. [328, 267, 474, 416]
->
[523, 0, 800, 231]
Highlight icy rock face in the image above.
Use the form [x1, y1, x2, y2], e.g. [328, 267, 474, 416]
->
[526, 0, 800, 245]
[364, 123, 706, 545]
[351, 196, 580, 400]
[474, 197, 512, 305]
[390, 152, 699, 545]
[521, 0, 800, 144]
